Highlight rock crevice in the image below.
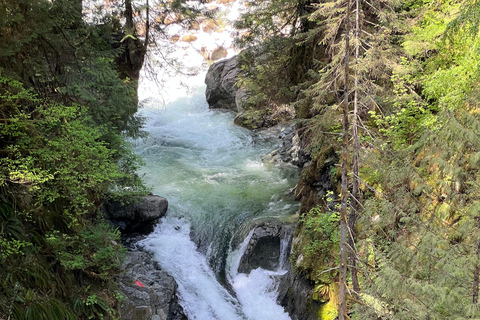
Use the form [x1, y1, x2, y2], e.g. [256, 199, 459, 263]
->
[238, 221, 294, 274]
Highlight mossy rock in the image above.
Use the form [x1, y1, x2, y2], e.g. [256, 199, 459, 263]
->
[317, 283, 338, 320]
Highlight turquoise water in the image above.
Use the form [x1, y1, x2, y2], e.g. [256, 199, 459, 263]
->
[136, 83, 299, 319]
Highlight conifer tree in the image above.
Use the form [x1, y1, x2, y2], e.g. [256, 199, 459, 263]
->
[339, 0, 352, 316]
[354, 0, 480, 318]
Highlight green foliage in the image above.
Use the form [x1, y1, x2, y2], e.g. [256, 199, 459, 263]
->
[0, 195, 126, 319]
[0, 0, 145, 139]
[446, 0, 480, 38]
[293, 202, 340, 284]
[350, 1, 480, 318]
[234, 40, 299, 129]
[369, 70, 436, 148]
[239, 0, 480, 317]
[46, 224, 126, 279]
[0, 1, 150, 318]
[0, 78, 146, 220]
[234, 0, 326, 129]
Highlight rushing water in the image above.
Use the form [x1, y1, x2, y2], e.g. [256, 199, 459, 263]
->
[132, 1, 300, 317]
[135, 80, 299, 319]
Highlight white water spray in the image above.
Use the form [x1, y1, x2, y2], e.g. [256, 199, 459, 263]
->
[134, 1, 299, 319]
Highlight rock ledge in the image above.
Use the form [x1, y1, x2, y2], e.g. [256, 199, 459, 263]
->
[117, 250, 187, 320]
[103, 195, 168, 234]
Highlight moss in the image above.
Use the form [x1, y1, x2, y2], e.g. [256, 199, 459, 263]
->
[234, 110, 265, 130]
[318, 284, 338, 320]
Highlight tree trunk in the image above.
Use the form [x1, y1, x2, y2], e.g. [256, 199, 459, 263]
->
[125, 0, 134, 32]
[339, 0, 352, 318]
[474, 222, 480, 304]
[144, 0, 150, 47]
[348, 0, 361, 296]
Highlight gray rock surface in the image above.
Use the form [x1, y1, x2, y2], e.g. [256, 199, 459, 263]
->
[238, 221, 294, 274]
[234, 87, 249, 114]
[260, 122, 310, 167]
[276, 259, 321, 320]
[205, 55, 240, 111]
[117, 251, 187, 320]
[236, 220, 320, 319]
[103, 195, 168, 234]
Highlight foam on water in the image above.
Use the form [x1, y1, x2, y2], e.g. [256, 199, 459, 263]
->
[132, 2, 299, 318]
[135, 84, 298, 319]
[140, 218, 246, 320]
[226, 230, 292, 320]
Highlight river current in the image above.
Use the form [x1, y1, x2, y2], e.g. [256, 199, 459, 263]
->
[132, 3, 300, 318]
[134, 79, 299, 319]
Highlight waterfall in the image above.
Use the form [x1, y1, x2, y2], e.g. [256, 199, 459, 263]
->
[133, 1, 300, 318]
[136, 82, 299, 319]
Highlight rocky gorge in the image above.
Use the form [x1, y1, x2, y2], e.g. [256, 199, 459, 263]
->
[111, 53, 313, 319]
[204, 55, 324, 319]
[110, 0, 327, 318]
[112, 47, 327, 319]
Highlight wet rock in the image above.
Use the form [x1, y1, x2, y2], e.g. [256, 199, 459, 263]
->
[205, 55, 239, 111]
[181, 35, 197, 42]
[200, 45, 228, 61]
[210, 46, 228, 61]
[201, 19, 219, 33]
[236, 220, 320, 319]
[260, 122, 310, 167]
[117, 251, 187, 320]
[164, 13, 180, 25]
[103, 195, 168, 234]
[276, 260, 321, 320]
[188, 20, 200, 30]
[238, 221, 294, 274]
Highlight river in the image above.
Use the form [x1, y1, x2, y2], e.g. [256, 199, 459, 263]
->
[132, 3, 300, 319]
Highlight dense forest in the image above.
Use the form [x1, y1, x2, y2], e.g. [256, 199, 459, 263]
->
[236, 0, 480, 318]
[1, 0, 480, 319]
[0, 0, 150, 318]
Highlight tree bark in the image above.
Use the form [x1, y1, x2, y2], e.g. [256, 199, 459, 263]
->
[144, 0, 150, 47]
[339, 0, 352, 318]
[348, 0, 361, 296]
[473, 219, 480, 304]
[125, 0, 134, 32]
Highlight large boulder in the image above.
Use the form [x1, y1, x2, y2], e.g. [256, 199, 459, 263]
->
[205, 55, 240, 112]
[117, 251, 187, 320]
[238, 221, 294, 274]
[103, 195, 168, 234]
